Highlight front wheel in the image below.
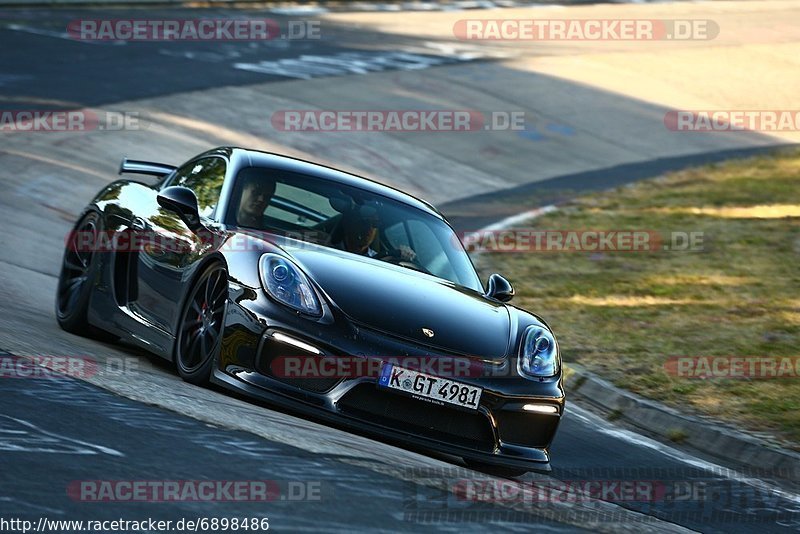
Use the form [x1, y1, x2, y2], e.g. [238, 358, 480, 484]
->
[175, 263, 228, 385]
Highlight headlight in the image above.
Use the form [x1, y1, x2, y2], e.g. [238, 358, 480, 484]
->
[518, 325, 559, 378]
[259, 254, 322, 316]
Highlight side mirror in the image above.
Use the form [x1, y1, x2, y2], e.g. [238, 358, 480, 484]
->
[157, 186, 202, 231]
[487, 273, 515, 302]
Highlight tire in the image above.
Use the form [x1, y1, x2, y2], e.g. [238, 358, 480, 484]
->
[175, 262, 228, 386]
[56, 212, 102, 336]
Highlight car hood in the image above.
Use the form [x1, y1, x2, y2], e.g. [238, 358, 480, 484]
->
[284, 244, 512, 362]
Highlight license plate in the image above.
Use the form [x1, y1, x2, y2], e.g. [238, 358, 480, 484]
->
[378, 364, 482, 411]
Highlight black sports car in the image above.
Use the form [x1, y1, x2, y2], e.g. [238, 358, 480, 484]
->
[56, 147, 564, 474]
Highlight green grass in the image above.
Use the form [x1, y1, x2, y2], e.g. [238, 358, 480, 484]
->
[476, 150, 800, 448]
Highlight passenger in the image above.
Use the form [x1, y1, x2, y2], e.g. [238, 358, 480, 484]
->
[236, 176, 276, 228]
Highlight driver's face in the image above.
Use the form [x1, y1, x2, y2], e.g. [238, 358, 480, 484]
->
[239, 180, 275, 221]
[344, 219, 377, 254]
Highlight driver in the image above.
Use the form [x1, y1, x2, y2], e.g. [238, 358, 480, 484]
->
[339, 208, 380, 257]
[337, 208, 417, 263]
[236, 175, 276, 229]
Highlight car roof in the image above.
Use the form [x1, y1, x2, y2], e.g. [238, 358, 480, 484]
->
[230, 147, 444, 220]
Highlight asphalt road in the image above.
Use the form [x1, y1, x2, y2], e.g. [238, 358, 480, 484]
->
[1, 5, 799, 533]
[0, 352, 578, 533]
[0, 6, 478, 107]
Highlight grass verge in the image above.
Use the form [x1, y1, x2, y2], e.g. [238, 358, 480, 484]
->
[475, 150, 800, 448]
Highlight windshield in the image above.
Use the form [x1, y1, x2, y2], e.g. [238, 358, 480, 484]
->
[227, 166, 483, 292]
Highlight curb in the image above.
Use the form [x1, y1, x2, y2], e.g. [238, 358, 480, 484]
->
[567, 363, 800, 475]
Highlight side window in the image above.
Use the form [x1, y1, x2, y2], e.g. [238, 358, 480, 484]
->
[170, 157, 226, 218]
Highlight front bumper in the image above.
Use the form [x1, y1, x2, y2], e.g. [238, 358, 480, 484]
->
[214, 290, 564, 473]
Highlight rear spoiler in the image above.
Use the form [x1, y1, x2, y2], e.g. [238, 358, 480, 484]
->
[119, 158, 177, 178]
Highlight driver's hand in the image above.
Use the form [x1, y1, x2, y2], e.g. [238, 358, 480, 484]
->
[397, 245, 416, 262]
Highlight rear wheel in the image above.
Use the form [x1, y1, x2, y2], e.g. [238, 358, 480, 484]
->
[56, 212, 101, 335]
[175, 263, 228, 385]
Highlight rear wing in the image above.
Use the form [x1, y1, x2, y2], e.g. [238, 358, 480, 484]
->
[119, 158, 177, 178]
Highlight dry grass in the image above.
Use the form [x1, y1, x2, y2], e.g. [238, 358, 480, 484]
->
[477, 150, 800, 448]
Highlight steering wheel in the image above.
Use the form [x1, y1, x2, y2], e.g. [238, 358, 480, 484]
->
[383, 254, 431, 275]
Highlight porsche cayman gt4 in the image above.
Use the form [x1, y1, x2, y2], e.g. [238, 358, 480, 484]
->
[56, 147, 564, 474]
